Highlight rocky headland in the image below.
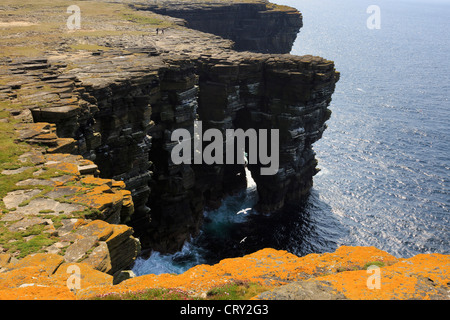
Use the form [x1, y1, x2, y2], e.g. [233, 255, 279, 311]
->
[0, 0, 447, 300]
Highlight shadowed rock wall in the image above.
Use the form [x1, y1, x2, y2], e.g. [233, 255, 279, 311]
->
[132, 0, 303, 54]
[2, 1, 338, 254]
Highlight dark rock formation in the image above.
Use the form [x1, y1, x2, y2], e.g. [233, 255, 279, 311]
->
[0, 1, 338, 254]
[132, 0, 303, 54]
[193, 53, 338, 213]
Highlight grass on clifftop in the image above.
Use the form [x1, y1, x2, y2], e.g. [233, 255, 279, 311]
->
[93, 281, 271, 300]
[0, 112, 29, 167]
[0, 0, 297, 59]
[0, 0, 175, 58]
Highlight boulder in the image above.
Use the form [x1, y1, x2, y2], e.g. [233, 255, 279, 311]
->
[10, 253, 64, 275]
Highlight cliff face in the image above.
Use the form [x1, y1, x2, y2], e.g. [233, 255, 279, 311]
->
[142, 52, 338, 252]
[0, 0, 337, 254]
[0, 0, 337, 257]
[0, 0, 447, 302]
[132, 0, 303, 54]
[193, 53, 337, 213]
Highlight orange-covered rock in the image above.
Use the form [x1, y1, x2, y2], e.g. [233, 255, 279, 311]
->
[69, 186, 124, 223]
[80, 176, 113, 187]
[79, 220, 114, 242]
[292, 252, 450, 300]
[75, 246, 402, 299]
[0, 246, 448, 300]
[9, 253, 64, 275]
[54, 262, 114, 288]
[389, 253, 450, 287]
[0, 285, 75, 300]
[46, 161, 80, 176]
[0, 258, 113, 300]
[0, 267, 50, 291]
[0, 254, 10, 268]
[295, 246, 398, 275]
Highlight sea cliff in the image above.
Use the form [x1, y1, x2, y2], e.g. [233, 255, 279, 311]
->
[0, 0, 446, 301]
[0, 0, 338, 254]
[131, 0, 303, 53]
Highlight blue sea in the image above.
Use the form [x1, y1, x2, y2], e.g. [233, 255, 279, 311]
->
[132, 0, 450, 276]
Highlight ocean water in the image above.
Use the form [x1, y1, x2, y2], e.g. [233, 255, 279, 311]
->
[133, 0, 449, 276]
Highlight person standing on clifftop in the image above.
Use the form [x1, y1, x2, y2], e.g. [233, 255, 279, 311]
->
[156, 28, 159, 35]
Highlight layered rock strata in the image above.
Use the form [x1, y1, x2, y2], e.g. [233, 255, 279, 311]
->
[0, 123, 140, 279]
[1, 1, 446, 303]
[132, 0, 303, 54]
[0, 0, 338, 254]
[193, 53, 337, 213]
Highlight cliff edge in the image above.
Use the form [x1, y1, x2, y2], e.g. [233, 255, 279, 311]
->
[131, 0, 303, 53]
[1, 0, 445, 302]
[1, 0, 339, 254]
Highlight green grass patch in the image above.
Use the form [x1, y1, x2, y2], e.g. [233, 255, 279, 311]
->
[38, 209, 55, 214]
[364, 261, 385, 269]
[121, 13, 167, 26]
[0, 223, 57, 258]
[205, 281, 270, 300]
[93, 281, 270, 300]
[93, 288, 195, 301]
[0, 112, 30, 167]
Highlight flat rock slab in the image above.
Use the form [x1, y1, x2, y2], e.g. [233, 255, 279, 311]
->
[1, 167, 33, 175]
[76, 220, 114, 242]
[12, 253, 64, 275]
[64, 236, 98, 263]
[257, 280, 348, 300]
[0, 212, 24, 222]
[16, 179, 57, 187]
[15, 123, 54, 140]
[31, 105, 79, 120]
[7, 217, 48, 232]
[45, 241, 70, 255]
[55, 219, 82, 237]
[44, 186, 81, 199]
[13, 198, 85, 216]
[3, 189, 42, 210]
[18, 151, 46, 165]
[77, 164, 98, 175]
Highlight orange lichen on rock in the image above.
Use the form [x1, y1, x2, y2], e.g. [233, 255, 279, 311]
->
[75, 246, 407, 299]
[391, 253, 450, 287]
[309, 252, 450, 300]
[8, 253, 64, 275]
[46, 161, 80, 176]
[80, 176, 113, 187]
[0, 254, 11, 268]
[69, 185, 124, 212]
[0, 286, 76, 300]
[0, 246, 448, 300]
[54, 262, 113, 288]
[295, 246, 398, 275]
[81, 220, 114, 241]
[74, 248, 301, 299]
[0, 259, 113, 300]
